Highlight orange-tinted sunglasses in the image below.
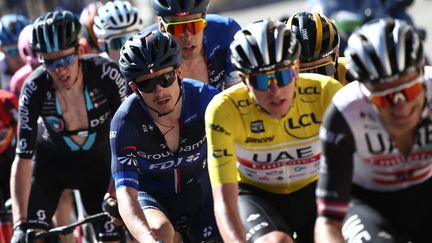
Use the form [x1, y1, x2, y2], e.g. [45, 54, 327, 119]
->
[160, 18, 206, 38]
[364, 76, 424, 108]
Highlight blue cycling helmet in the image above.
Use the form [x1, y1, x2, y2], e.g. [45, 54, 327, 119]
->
[32, 10, 81, 53]
[151, 0, 209, 17]
[0, 14, 30, 46]
[345, 18, 424, 84]
[119, 30, 180, 82]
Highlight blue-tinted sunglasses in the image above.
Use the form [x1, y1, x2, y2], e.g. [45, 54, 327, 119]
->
[248, 67, 295, 91]
[4, 46, 19, 57]
[43, 53, 77, 72]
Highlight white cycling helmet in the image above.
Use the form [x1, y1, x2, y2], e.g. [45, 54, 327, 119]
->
[93, 0, 145, 41]
[345, 18, 424, 84]
[230, 19, 301, 74]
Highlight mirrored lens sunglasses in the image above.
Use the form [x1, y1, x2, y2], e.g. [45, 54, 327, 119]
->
[248, 67, 295, 91]
[364, 76, 424, 108]
[160, 18, 206, 38]
[134, 70, 177, 93]
[43, 53, 77, 72]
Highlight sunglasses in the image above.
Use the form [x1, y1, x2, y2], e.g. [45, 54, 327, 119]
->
[106, 32, 136, 50]
[363, 76, 424, 108]
[300, 61, 337, 76]
[3, 46, 19, 57]
[160, 18, 206, 38]
[248, 67, 295, 91]
[134, 70, 177, 93]
[42, 53, 77, 72]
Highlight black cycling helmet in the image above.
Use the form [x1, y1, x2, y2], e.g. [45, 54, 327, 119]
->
[0, 14, 30, 46]
[287, 11, 340, 63]
[32, 10, 81, 53]
[151, 0, 209, 17]
[230, 19, 301, 74]
[345, 18, 424, 84]
[119, 30, 181, 82]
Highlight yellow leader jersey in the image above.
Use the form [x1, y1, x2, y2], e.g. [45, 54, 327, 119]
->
[205, 73, 342, 194]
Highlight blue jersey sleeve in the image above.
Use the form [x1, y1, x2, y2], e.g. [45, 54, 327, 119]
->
[110, 108, 140, 190]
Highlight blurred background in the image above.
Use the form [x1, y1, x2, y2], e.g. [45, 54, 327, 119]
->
[0, 0, 430, 53]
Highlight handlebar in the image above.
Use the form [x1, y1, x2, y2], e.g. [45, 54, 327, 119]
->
[26, 212, 110, 242]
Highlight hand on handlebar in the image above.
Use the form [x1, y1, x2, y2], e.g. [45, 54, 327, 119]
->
[11, 224, 27, 243]
[102, 196, 123, 226]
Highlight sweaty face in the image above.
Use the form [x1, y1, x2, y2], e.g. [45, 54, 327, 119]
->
[162, 13, 205, 60]
[366, 71, 425, 136]
[41, 47, 80, 90]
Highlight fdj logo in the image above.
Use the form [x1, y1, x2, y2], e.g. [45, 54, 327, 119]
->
[287, 113, 321, 129]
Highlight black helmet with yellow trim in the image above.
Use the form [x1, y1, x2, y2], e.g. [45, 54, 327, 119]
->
[287, 11, 340, 63]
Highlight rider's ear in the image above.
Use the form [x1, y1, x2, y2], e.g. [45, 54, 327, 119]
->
[176, 65, 183, 79]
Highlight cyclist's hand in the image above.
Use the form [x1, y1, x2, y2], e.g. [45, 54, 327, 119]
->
[11, 224, 27, 243]
[102, 195, 123, 226]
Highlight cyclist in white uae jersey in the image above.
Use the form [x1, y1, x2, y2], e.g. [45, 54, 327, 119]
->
[315, 18, 432, 243]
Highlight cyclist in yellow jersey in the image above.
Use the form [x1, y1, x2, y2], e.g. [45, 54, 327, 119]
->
[205, 19, 342, 243]
[287, 11, 350, 85]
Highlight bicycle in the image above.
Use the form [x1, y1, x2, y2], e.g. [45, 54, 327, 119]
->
[25, 212, 110, 243]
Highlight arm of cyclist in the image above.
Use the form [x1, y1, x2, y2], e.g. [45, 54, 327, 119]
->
[10, 157, 33, 243]
[314, 217, 344, 243]
[205, 91, 247, 242]
[314, 103, 356, 243]
[116, 187, 158, 242]
[10, 157, 32, 224]
[102, 180, 124, 226]
[212, 183, 247, 243]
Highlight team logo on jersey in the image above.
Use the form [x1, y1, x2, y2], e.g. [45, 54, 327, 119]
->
[284, 113, 321, 139]
[209, 123, 231, 135]
[202, 226, 213, 238]
[142, 124, 154, 133]
[118, 153, 138, 166]
[237, 99, 253, 108]
[247, 214, 260, 222]
[45, 116, 65, 132]
[36, 210, 46, 221]
[250, 120, 265, 133]
[342, 215, 371, 242]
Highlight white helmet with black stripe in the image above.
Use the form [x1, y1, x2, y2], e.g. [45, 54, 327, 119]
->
[93, 0, 145, 41]
[345, 18, 424, 84]
[230, 19, 301, 74]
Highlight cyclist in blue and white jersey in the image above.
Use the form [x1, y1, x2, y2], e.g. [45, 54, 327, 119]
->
[9, 10, 124, 243]
[111, 29, 221, 243]
[315, 18, 432, 243]
[123, 0, 241, 95]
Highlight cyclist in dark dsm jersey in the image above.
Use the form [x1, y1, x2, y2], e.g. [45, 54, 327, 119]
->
[111, 29, 221, 243]
[315, 18, 432, 243]
[10, 10, 124, 243]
